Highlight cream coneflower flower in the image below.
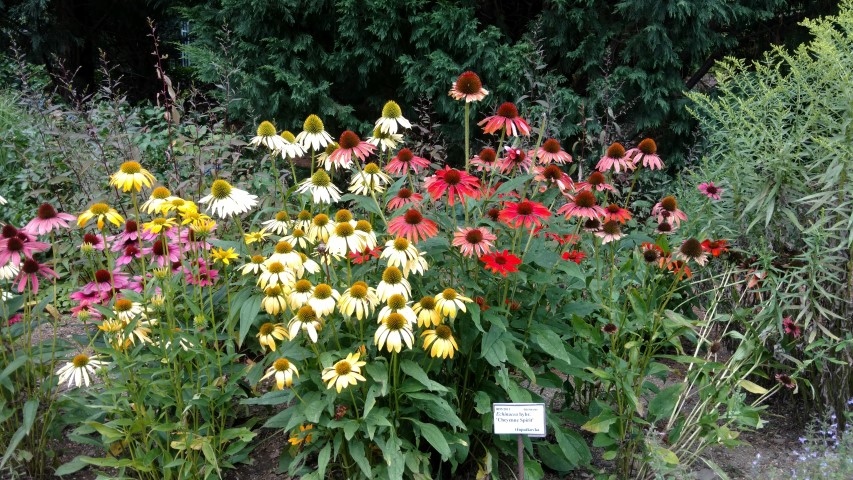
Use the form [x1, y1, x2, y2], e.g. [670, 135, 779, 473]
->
[338, 281, 380, 321]
[296, 114, 334, 151]
[289, 279, 315, 311]
[595, 220, 624, 244]
[294, 210, 313, 232]
[297, 170, 342, 205]
[78, 203, 124, 230]
[110, 161, 155, 192]
[268, 241, 303, 269]
[288, 305, 324, 343]
[403, 252, 429, 278]
[377, 266, 411, 301]
[435, 288, 472, 320]
[676, 237, 709, 266]
[262, 285, 288, 315]
[316, 141, 340, 171]
[0, 262, 20, 281]
[258, 260, 294, 289]
[422, 324, 459, 359]
[307, 214, 335, 243]
[113, 298, 144, 322]
[241, 255, 267, 275]
[322, 352, 366, 393]
[199, 179, 259, 218]
[250, 120, 287, 151]
[56, 353, 107, 389]
[257, 322, 289, 351]
[349, 163, 392, 195]
[413, 296, 442, 327]
[376, 100, 412, 134]
[308, 283, 340, 317]
[366, 126, 403, 152]
[449, 71, 489, 102]
[276, 130, 306, 159]
[375, 312, 415, 353]
[262, 211, 291, 235]
[282, 228, 312, 250]
[377, 293, 417, 325]
[381, 237, 419, 268]
[354, 220, 378, 250]
[261, 357, 299, 390]
[327, 222, 367, 257]
[298, 253, 321, 275]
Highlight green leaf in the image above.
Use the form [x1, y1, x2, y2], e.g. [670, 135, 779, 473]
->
[54, 457, 89, 476]
[400, 359, 448, 392]
[504, 341, 536, 381]
[648, 383, 685, 422]
[494, 174, 532, 196]
[349, 440, 373, 477]
[0, 400, 38, 469]
[406, 392, 465, 430]
[341, 193, 382, 216]
[738, 380, 769, 395]
[581, 413, 617, 434]
[239, 294, 263, 346]
[555, 426, 591, 467]
[411, 420, 452, 459]
[651, 445, 679, 465]
[531, 328, 572, 366]
[317, 444, 331, 479]
[475, 391, 492, 414]
[481, 325, 506, 366]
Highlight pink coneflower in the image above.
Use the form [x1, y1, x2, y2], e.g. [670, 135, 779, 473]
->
[1, 225, 31, 242]
[81, 233, 105, 251]
[24, 203, 76, 236]
[15, 258, 58, 294]
[448, 71, 489, 102]
[349, 247, 382, 265]
[144, 239, 181, 267]
[701, 239, 729, 257]
[497, 146, 532, 174]
[7, 314, 22, 326]
[387, 210, 439, 244]
[116, 244, 143, 266]
[534, 165, 574, 192]
[452, 227, 496, 257]
[499, 200, 551, 229]
[387, 188, 423, 211]
[676, 238, 708, 266]
[698, 182, 723, 200]
[532, 138, 572, 165]
[558, 191, 606, 220]
[562, 250, 586, 264]
[782, 317, 802, 338]
[652, 196, 688, 227]
[627, 138, 663, 170]
[385, 148, 429, 176]
[108, 220, 154, 251]
[327, 131, 375, 170]
[424, 166, 481, 206]
[470, 147, 498, 172]
[0, 234, 50, 267]
[186, 264, 219, 287]
[641, 242, 664, 263]
[71, 299, 101, 320]
[655, 221, 675, 235]
[596, 143, 635, 173]
[78, 269, 130, 298]
[480, 250, 522, 276]
[596, 220, 624, 244]
[583, 218, 602, 232]
[775, 373, 795, 389]
[479, 102, 531, 136]
[577, 171, 616, 193]
[603, 204, 632, 224]
[180, 228, 214, 252]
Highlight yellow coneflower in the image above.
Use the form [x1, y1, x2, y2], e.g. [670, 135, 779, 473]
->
[321, 352, 366, 393]
[142, 217, 177, 235]
[78, 203, 124, 230]
[249, 120, 287, 151]
[374, 312, 414, 353]
[241, 255, 267, 275]
[289, 279, 314, 311]
[413, 296, 442, 328]
[282, 227, 311, 249]
[112, 298, 144, 322]
[261, 357, 299, 390]
[211, 247, 239, 265]
[295, 114, 334, 151]
[244, 229, 271, 245]
[421, 324, 459, 359]
[296, 170, 342, 205]
[338, 281, 380, 321]
[380, 237, 419, 269]
[257, 260, 294, 289]
[434, 288, 473, 320]
[307, 214, 335, 244]
[326, 221, 367, 257]
[349, 162, 392, 196]
[375, 100, 412, 134]
[110, 161, 155, 192]
[257, 322, 289, 352]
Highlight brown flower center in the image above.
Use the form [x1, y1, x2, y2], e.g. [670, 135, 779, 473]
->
[338, 131, 361, 150]
[574, 191, 597, 208]
[335, 361, 352, 375]
[680, 238, 703, 258]
[478, 148, 497, 163]
[516, 201, 533, 216]
[382, 266, 403, 284]
[385, 313, 407, 330]
[638, 138, 657, 155]
[37, 203, 58, 220]
[95, 269, 112, 283]
[496, 102, 519, 118]
[455, 71, 483, 95]
[387, 294, 407, 310]
[435, 324, 452, 339]
[404, 209, 423, 225]
[273, 358, 291, 371]
[660, 196, 677, 212]
[465, 229, 483, 244]
[419, 296, 436, 310]
[542, 138, 561, 154]
[606, 143, 625, 159]
[443, 169, 461, 185]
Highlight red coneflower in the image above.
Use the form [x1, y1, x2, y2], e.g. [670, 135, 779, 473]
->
[626, 138, 663, 170]
[532, 138, 572, 165]
[596, 143, 635, 173]
[387, 188, 423, 211]
[498, 146, 532, 174]
[596, 220, 624, 244]
[449, 71, 489, 102]
[24, 203, 76, 236]
[349, 247, 382, 265]
[387, 209, 439, 243]
[452, 227, 497, 258]
[562, 250, 586, 264]
[478, 102, 531, 137]
[545, 232, 579, 245]
[603, 204, 632, 224]
[534, 165, 574, 192]
[652, 196, 688, 228]
[485, 208, 501, 222]
[641, 242, 664, 263]
[701, 239, 729, 257]
[480, 250, 522, 276]
[470, 147, 498, 172]
[666, 259, 693, 279]
[698, 182, 723, 200]
[385, 148, 430, 176]
[499, 200, 551, 229]
[558, 191, 606, 220]
[328, 131, 375, 170]
[15, 258, 58, 294]
[424, 166, 481, 206]
[782, 317, 802, 338]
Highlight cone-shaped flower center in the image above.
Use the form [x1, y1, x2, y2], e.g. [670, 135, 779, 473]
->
[657, 222, 673, 233]
[387, 294, 407, 310]
[210, 180, 233, 200]
[257, 121, 277, 137]
[443, 169, 461, 185]
[542, 139, 561, 154]
[72, 354, 90, 368]
[638, 138, 657, 155]
[465, 229, 483, 243]
[442, 288, 458, 300]
[313, 214, 329, 227]
[393, 237, 410, 251]
[298, 210, 312, 221]
[90, 203, 110, 215]
[385, 312, 407, 330]
[496, 102, 519, 118]
[350, 282, 368, 299]
[273, 358, 291, 371]
[705, 184, 719, 194]
[382, 266, 403, 284]
[275, 211, 290, 222]
[297, 306, 317, 322]
[6, 238, 23, 252]
[338, 131, 361, 150]
[303, 115, 324, 135]
[404, 210, 423, 225]
[266, 285, 283, 296]
[292, 228, 306, 238]
[251, 255, 265, 264]
[419, 296, 436, 310]
[487, 208, 500, 221]
[335, 360, 352, 375]
[83, 234, 100, 245]
[574, 191, 597, 208]
[364, 163, 381, 175]
[680, 238, 703, 258]
[311, 171, 331, 187]
[335, 209, 353, 223]
[294, 280, 313, 293]
[95, 269, 111, 283]
[37, 203, 58, 220]
[152, 187, 171, 199]
[259, 322, 275, 335]
[355, 220, 373, 233]
[588, 172, 605, 186]
[314, 284, 332, 299]
[517, 201, 534, 215]
[602, 220, 621, 235]
[1, 225, 17, 238]
[281, 130, 296, 143]
[584, 218, 601, 230]
[455, 71, 483, 94]
[22, 259, 40, 274]
[435, 324, 452, 339]
[660, 196, 677, 212]
[606, 143, 625, 158]
[324, 142, 339, 155]
[267, 262, 285, 274]
[543, 165, 562, 180]
[606, 204, 621, 214]
[114, 299, 133, 312]
[335, 223, 355, 237]
[152, 239, 168, 256]
[397, 148, 413, 162]
[643, 249, 659, 263]
[275, 241, 293, 254]
[382, 100, 403, 118]
[479, 148, 496, 163]
[120, 161, 142, 174]
[397, 188, 412, 199]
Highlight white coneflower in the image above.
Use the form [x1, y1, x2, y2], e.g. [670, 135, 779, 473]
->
[375, 101, 412, 135]
[56, 353, 107, 389]
[0, 261, 20, 280]
[374, 312, 414, 353]
[282, 228, 312, 250]
[381, 237, 419, 269]
[275, 130, 305, 160]
[365, 126, 403, 152]
[308, 283, 340, 317]
[338, 281, 380, 321]
[250, 121, 287, 151]
[327, 222, 367, 257]
[258, 260, 295, 289]
[349, 163, 391, 196]
[296, 170, 342, 205]
[199, 179, 258, 218]
[261, 211, 291, 235]
[295, 114, 334, 151]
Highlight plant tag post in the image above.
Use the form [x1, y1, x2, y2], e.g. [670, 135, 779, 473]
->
[493, 403, 546, 480]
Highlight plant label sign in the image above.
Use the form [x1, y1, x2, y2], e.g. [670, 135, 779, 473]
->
[492, 403, 546, 436]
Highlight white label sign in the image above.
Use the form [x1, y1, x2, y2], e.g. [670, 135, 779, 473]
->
[492, 403, 547, 436]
